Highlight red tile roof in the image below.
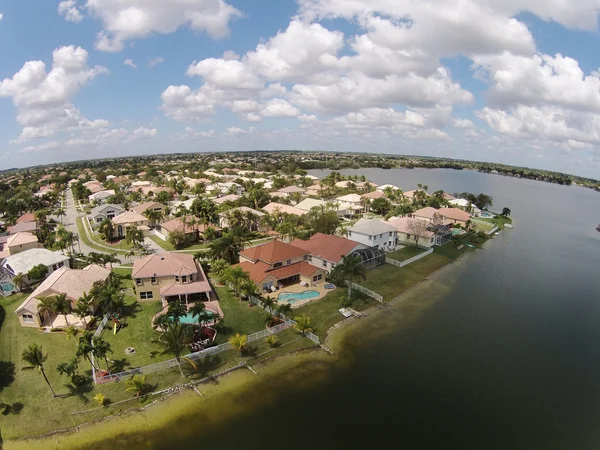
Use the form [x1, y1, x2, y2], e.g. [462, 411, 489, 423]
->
[290, 233, 362, 264]
[16, 212, 35, 223]
[240, 240, 308, 264]
[236, 260, 321, 284]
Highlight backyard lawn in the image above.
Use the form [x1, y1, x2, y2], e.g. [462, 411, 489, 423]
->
[387, 245, 427, 260]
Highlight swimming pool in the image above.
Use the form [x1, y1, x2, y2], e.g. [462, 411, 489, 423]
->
[178, 311, 214, 325]
[277, 290, 320, 304]
[1, 282, 15, 292]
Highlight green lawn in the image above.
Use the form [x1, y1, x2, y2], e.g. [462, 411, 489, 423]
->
[76, 217, 130, 255]
[473, 221, 495, 232]
[477, 215, 513, 229]
[387, 245, 427, 260]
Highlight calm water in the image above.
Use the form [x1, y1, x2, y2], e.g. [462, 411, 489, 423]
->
[118, 169, 600, 450]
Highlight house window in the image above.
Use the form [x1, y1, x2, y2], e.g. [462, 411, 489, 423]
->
[58, 262, 64, 268]
[52, 264, 57, 271]
[380, 234, 383, 238]
[135, 278, 142, 286]
[182, 275, 187, 283]
[96, 217, 103, 223]
[286, 259, 291, 265]
[368, 236, 372, 240]
[322, 260, 327, 268]
[348, 231, 352, 236]
[140, 291, 153, 299]
[22, 314, 34, 323]
[303, 255, 308, 261]
[175, 276, 179, 282]
[312, 274, 323, 282]
[151, 276, 157, 285]
[273, 262, 282, 268]
[308, 256, 313, 262]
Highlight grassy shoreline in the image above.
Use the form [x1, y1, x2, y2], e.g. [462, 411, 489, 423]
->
[3, 235, 491, 449]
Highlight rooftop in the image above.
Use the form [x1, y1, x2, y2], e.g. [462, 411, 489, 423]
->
[290, 233, 363, 263]
[2, 249, 69, 275]
[112, 210, 148, 225]
[7, 232, 38, 247]
[240, 240, 308, 264]
[262, 202, 307, 216]
[236, 260, 320, 284]
[131, 201, 166, 214]
[348, 218, 397, 235]
[132, 253, 203, 278]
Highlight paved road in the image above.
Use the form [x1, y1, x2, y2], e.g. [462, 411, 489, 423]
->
[63, 189, 106, 257]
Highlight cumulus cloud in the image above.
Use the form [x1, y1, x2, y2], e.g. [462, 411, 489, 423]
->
[0, 13, 3, 21]
[58, 0, 84, 23]
[0, 46, 108, 143]
[124, 59, 137, 69]
[148, 56, 164, 67]
[87, 0, 242, 52]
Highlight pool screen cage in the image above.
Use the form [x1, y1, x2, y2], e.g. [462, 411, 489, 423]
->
[350, 247, 386, 270]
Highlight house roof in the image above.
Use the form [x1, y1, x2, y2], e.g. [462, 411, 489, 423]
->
[443, 192, 456, 200]
[449, 198, 470, 207]
[7, 232, 38, 247]
[361, 191, 385, 200]
[404, 189, 426, 199]
[213, 194, 240, 205]
[131, 201, 166, 214]
[112, 210, 148, 225]
[277, 185, 306, 194]
[438, 207, 471, 222]
[218, 206, 265, 217]
[262, 202, 307, 216]
[132, 253, 203, 278]
[89, 190, 115, 200]
[16, 212, 35, 223]
[2, 248, 69, 275]
[15, 265, 110, 314]
[347, 218, 397, 236]
[412, 207, 439, 220]
[90, 204, 124, 217]
[376, 184, 401, 192]
[294, 198, 327, 211]
[9, 221, 39, 234]
[160, 216, 222, 234]
[336, 193, 362, 203]
[385, 217, 434, 238]
[236, 260, 321, 285]
[160, 280, 213, 297]
[290, 233, 363, 263]
[240, 240, 308, 264]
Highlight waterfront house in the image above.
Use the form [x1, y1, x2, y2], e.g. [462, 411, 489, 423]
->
[438, 207, 471, 225]
[335, 193, 365, 215]
[237, 240, 326, 292]
[132, 253, 216, 308]
[290, 233, 366, 272]
[14, 264, 110, 328]
[384, 217, 453, 248]
[412, 207, 440, 222]
[89, 204, 125, 227]
[346, 218, 397, 250]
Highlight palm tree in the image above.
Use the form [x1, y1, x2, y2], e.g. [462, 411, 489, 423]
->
[12, 272, 26, 291]
[65, 326, 80, 340]
[188, 302, 207, 324]
[55, 207, 66, 223]
[228, 333, 247, 355]
[501, 207, 511, 217]
[208, 231, 246, 264]
[293, 314, 313, 335]
[99, 218, 114, 242]
[125, 374, 147, 398]
[167, 300, 187, 324]
[22, 344, 56, 397]
[92, 338, 113, 374]
[37, 296, 57, 329]
[125, 224, 144, 250]
[145, 208, 164, 228]
[86, 252, 105, 265]
[261, 297, 276, 314]
[53, 293, 72, 327]
[74, 298, 90, 326]
[339, 253, 367, 301]
[277, 303, 292, 318]
[76, 335, 98, 370]
[153, 322, 193, 378]
[101, 253, 120, 269]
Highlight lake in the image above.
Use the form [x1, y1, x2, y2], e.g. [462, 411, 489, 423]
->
[94, 169, 600, 450]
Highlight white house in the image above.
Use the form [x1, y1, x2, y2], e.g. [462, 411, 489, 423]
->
[336, 194, 365, 215]
[88, 189, 115, 204]
[2, 248, 70, 284]
[89, 204, 125, 227]
[273, 185, 306, 198]
[376, 184, 402, 192]
[295, 198, 347, 216]
[346, 218, 397, 250]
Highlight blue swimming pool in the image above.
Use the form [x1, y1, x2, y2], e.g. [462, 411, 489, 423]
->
[177, 311, 214, 324]
[1, 282, 14, 292]
[277, 290, 320, 304]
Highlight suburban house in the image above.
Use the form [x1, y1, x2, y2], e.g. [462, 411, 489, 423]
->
[295, 198, 347, 216]
[263, 202, 307, 216]
[14, 264, 110, 328]
[376, 184, 402, 192]
[336, 194, 365, 215]
[272, 186, 306, 198]
[157, 216, 222, 241]
[404, 189, 427, 200]
[132, 201, 167, 217]
[83, 181, 105, 194]
[448, 198, 480, 215]
[213, 194, 241, 205]
[16, 212, 36, 223]
[290, 233, 366, 272]
[111, 211, 150, 238]
[361, 191, 386, 201]
[218, 182, 244, 195]
[385, 217, 451, 247]
[412, 207, 440, 222]
[438, 207, 471, 225]
[237, 240, 327, 292]
[132, 253, 216, 308]
[6, 232, 40, 255]
[89, 204, 125, 227]
[2, 248, 70, 284]
[346, 218, 397, 250]
[8, 221, 39, 235]
[88, 189, 115, 204]
[218, 207, 267, 231]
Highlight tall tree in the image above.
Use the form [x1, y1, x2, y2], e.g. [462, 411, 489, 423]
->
[208, 230, 246, 264]
[53, 293, 72, 327]
[98, 218, 114, 242]
[338, 254, 367, 301]
[37, 296, 57, 329]
[92, 338, 113, 374]
[153, 322, 193, 378]
[167, 300, 187, 324]
[22, 344, 56, 397]
[406, 218, 430, 248]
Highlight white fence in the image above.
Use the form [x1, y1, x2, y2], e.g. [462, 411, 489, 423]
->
[386, 248, 433, 268]
[93, 319, 294, 384]
[249, 295, 320, 344]
[487, 226, 499, 236]
[344, 281, 384, 303]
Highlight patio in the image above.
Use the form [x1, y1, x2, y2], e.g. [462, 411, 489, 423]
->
[47, 313, 91, 330]
[266, 282, 333, 308]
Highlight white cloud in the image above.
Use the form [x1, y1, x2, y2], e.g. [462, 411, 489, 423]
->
[58, 0, 84, 23]
[0, 46, 108, 143]
[160, 85, 216, 121]
[0, 13, 3, 21]
[261, 99, 300, 118]
[148, 56, 164, 67]
[87, 0, 242, 52]
[124, 59, 137, 69]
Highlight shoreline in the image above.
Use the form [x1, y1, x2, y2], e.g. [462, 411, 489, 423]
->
[4, 249, 474, 450]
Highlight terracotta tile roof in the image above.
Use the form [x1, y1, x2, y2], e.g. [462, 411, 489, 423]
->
[213, 194, 240, 204]
[404, 189, 426, 199]
[412, 207, 439, 220]
[7, 232, 38, 247]
[16, 265, 110, 314]
[160, 216, 221, 234]
[131, 201, 166, 214]
[438, 207, 471, 222]
[132, 253, 204, 279]
[277, 186, 306, 194]
[16, 212, 35, 223]
[361, 191, 385, 200]
[236, 260, 321, 284]
[386, 217, 434, 238]
[9, 221, 39, 234]
[240, 240, 308, 264]
[290, 233, 363, 264]
[111, 210, 148, 225]
[262, 202, 306, 216]
[160, 280, 213, 297]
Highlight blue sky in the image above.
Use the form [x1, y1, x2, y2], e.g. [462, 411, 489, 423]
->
[0, 0, 600, 178]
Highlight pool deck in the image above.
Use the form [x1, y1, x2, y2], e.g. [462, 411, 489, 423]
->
[266, 282, 334, 308]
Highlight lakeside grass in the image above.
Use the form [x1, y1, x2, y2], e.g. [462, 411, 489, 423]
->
[478, 215, 513, 229]
[387, 245, 426, 260]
